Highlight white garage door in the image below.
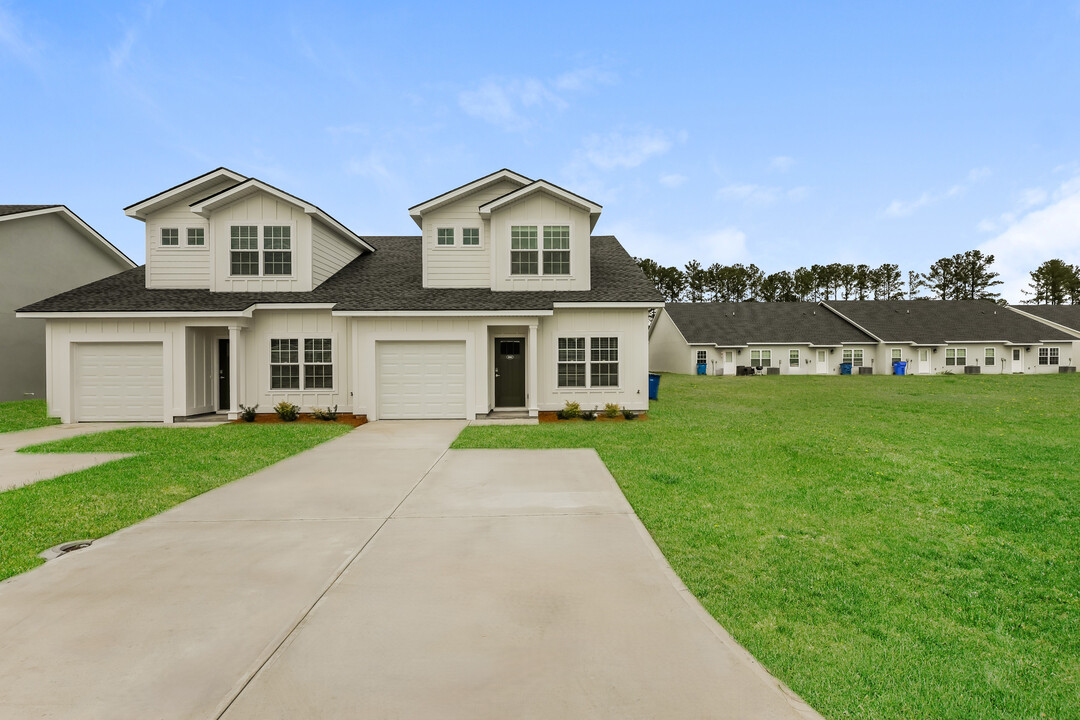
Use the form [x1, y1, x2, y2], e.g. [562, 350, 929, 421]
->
[376, 341, 466, 419]
[75, 343, 164, 422]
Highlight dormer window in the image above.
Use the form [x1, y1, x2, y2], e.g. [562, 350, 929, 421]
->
[543, 226, 570, 275]
[462, 228, 479, 246]
[437, 228, 454, 246]
[230, 224, 292, 276]
[511, 226, 539, 275]
[161, 228, 179, 246]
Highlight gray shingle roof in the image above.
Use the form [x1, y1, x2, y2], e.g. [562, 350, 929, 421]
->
[826, 300, 1075, 343]
[18, 235, 663, 313]
[663, 302, 877, 346]
[1011, 305, 1080, 333]
[0, 205, 60, 218]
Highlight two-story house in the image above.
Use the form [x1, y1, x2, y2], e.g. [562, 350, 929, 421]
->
[18, 168, 663, 423]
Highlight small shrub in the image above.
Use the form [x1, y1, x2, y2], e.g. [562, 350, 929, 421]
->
[274, 401, 300, 422]
[621, 408, 638, 420]
[311, 405, 338, 421]
[561, 401, 581, 419]
[603, 403, 621, 418]
[581, 410, 597, 421]
[238, 404, 258, 422]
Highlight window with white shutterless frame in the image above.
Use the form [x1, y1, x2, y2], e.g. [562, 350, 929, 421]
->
[269, 337, 335, 391]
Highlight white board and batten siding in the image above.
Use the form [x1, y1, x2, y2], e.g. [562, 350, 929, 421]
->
[74, 342, 164, 422]
[375, 341, 467, 419]
[312, 219, 361, 286]
[422, 179, 521, 289]
[490, 193, 592, 292]
[210, 192, 313, 292]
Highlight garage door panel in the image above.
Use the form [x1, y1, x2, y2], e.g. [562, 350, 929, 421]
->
[75, 343, 164, 422]
[377, 341, 466, 419]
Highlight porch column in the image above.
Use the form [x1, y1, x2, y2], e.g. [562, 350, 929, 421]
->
[228, 325, 241, 420]
[527, 321, 539, 417]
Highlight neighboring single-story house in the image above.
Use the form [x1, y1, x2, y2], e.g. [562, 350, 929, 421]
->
[826, 300, 1076, 374]
[651, 300, 1077, 375]
[649, 302, 878, 375]
[0, 205, 135, 401]
[17, 168, 663, 422]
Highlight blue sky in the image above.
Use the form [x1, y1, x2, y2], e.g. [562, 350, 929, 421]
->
[2, 1, 1080, 301]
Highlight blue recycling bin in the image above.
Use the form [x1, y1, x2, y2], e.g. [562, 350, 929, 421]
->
[840, 362, 853, 375]
[894, 361, 907, 376]
[696, 363, 707, 375]
[648, 373, 661, 400]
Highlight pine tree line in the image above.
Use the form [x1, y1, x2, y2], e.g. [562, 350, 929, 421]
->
[636, 252, 1080, 305]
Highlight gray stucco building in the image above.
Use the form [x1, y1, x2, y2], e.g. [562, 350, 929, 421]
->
[1, 206, 134, 401]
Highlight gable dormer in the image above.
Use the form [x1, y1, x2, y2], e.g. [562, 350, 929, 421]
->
[127, 170, 372, 292]
[408, 170, 601, 291]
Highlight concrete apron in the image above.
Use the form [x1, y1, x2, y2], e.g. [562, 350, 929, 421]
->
[0, 420, 821, 720]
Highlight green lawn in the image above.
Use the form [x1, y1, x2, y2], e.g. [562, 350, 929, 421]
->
[0, 399, 60, 434]
[453, 373, 1080, 720]
[1, 423, 351, 581]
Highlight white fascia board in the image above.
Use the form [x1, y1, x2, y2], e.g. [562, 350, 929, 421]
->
[332, 310, 554, 317]
[478, 180, 603, 229]
[407, 169, 532, 225]
[0, 206, 136, 268]
[124, 168, 247, 219]
[552, 301, 662, 309]
[189, 179, 374, 253]
[246, 303, 337, 313]
[16, 311, 249, 319]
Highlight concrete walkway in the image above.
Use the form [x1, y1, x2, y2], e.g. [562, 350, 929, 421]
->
[0, 423, 138, 491]
[0, 420, 821, 720]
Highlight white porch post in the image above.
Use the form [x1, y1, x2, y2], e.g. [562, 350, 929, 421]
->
[228, 325, 241, 420]
[527, 321, 539, 417]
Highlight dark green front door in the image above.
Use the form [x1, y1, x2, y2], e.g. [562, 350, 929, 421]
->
[494, 338, 526, 407]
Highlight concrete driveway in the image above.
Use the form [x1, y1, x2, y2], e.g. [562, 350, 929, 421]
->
[0, 420, 821, 720]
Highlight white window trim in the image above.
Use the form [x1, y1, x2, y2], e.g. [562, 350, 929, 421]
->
[891, 349, 903, 362]
[697, 350, 708, 365]
[945, 347, 967, 367]
[842, 348, 865, 367]
[553, 333, 622, 391]
[984, 347, 995, 366]
[267, 334, 336, 392]
[229, 222, 297, 279]
[1039, 346, 1060, 365]
[789, 349, 800, 367]
[750, 349, 772, 367]
[155, 224, 208, 251]
[432, 224, 484, 250]
[436, 227, 455, 247]
[509, 224, 574, 278]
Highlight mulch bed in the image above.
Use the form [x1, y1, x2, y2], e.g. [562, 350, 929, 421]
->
[232, 413, 368, 427]
[538, 411, 648, 423]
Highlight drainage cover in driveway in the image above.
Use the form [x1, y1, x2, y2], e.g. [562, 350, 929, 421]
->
[38, 540, 94, 561]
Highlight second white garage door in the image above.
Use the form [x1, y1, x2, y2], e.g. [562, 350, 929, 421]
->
[74, 342, 164, 422]
[376, 341, 466, 419]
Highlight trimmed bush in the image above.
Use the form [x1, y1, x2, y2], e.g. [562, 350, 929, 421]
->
[274, 401, 300, 422]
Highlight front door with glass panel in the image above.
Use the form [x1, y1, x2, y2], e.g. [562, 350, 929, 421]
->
[722, 351, 735, 375]
[494, 338, 526, 407]
[918, 348, 931, 374]
[1011, 348, 1023, 373]
[816, 350, 828, 374]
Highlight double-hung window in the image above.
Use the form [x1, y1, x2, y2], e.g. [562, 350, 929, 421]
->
[697, 350, 707, 365]
[891, 349, 902, 362]
[751, 349, 772, 367]
[843, 348, 864, 366]
[270, 338, 333, 390]
[511, 226, 538, 275]
[543, 226, 570, 275]
[985, 348, 995, 367]
[590, 337, 619, 386]
[790, 349, 800, 367]
[230, 225, 259, 275]
[186, 228, 205, 246]
[437, 228, 454, 246]
[945, 348, 966, 366]
[462, 228, 479, 246]
[263, 225, 292, 275]
[161, 228, 179, 246]
[1039, 347, 1059, 365]
[557, 338, 586, 387]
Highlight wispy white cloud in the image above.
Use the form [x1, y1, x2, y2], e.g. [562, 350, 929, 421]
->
[698, 227, 749, 264]
[716, 183, 808, 207]
[769, 156, 795, 173]
[976, 185, 1051, 233]
[978, 174, 1080, 301]
[458, 66, 616, 132]
[659, 173, 687, 188]
[582, 128, 672, 170]
[0, 2, 39, 67]
[604, 221, 749, 267]
[884, 167, 989, 218]
[108, 0, 165, 71]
